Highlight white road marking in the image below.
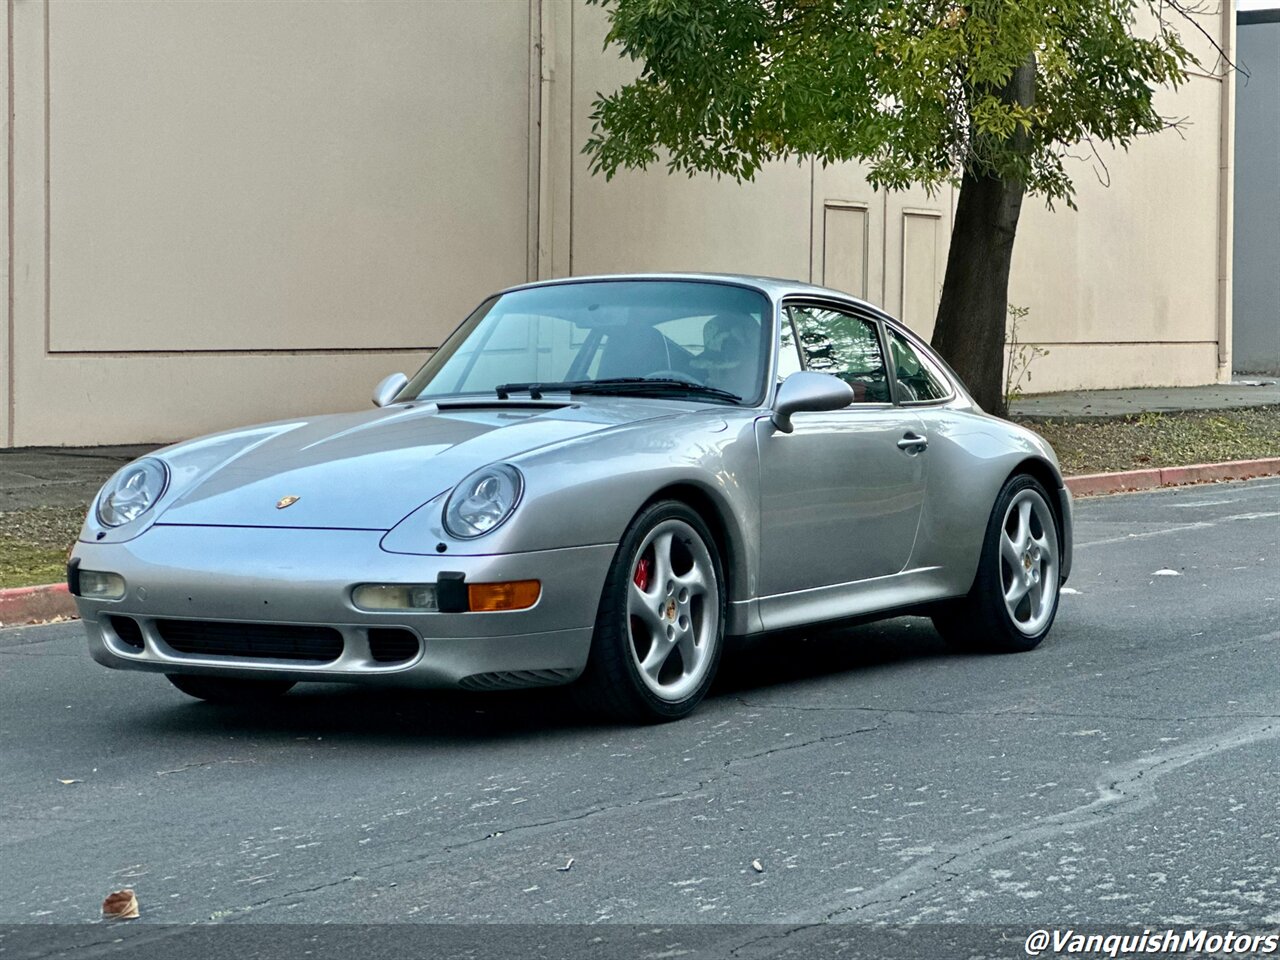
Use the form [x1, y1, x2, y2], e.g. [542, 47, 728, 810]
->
[1077, 512, 1280, 549]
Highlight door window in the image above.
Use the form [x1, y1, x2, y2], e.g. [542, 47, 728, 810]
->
[785, 305, 889, 403]
[885, 328, 951, 402]
[777, 312, 804, 382]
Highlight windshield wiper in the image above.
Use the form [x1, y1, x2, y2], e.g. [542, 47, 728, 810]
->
[495, 378, 741, 404]
[571, 378, 741, 404]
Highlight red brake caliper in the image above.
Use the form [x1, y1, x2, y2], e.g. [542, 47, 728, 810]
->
[633, 555, 652, 591]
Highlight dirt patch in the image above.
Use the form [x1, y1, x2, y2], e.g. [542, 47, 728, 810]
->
[1017, 407, 1280, 476]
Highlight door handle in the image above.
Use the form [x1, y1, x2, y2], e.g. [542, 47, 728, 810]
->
[897, 432, 928, 452]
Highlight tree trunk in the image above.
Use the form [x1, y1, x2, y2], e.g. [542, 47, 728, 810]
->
[929, 56, 1036, 418]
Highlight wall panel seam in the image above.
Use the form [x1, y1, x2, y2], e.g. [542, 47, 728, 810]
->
[5, 0, 13, 445]
[568, 0, 574, 277]
[40, 0, 46, 357]
[807, 159, 814, 284]
[526, 0, 540, 283]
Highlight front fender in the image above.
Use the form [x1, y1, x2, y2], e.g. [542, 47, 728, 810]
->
[380, 413, 763, 603]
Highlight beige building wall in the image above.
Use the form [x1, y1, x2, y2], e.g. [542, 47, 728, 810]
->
[2, 0, 536, 447]
[0, 0, 1233, 447]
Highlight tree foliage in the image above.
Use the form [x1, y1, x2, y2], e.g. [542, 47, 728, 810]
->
[584, 0, 1198, 209]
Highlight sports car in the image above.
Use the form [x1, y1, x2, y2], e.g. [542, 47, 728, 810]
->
[70, 274, 1072, 722]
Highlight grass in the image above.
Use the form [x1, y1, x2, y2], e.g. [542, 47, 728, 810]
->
[0, 536, 70, 589]
[1016, 407, 1280, 477]
[0, 504, 85, 589]
[1, 407, 1278, 589]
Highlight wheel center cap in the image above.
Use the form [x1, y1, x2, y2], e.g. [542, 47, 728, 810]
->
[664, 599, 678, 621]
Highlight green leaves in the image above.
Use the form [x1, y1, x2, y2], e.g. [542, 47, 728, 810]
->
[584, 0, 1200, 203]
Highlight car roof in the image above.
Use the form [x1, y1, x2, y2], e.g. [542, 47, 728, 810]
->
[496, 272, 884, 313]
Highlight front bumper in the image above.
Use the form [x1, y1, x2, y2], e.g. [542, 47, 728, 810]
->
[71, 525, 615, 689]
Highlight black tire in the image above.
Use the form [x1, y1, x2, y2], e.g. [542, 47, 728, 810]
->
[576, 500, 726, 723]
[932, 474, 1062, 653]
[166, 674, 296, 704]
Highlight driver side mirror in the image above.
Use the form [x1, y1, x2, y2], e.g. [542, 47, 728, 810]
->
[372, 372, 409, 408]
[770, 372, 855, 433]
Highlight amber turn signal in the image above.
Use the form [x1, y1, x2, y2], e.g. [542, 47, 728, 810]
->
[467, 580, 541, 612]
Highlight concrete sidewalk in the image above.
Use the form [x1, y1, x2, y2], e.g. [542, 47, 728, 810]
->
[1, 445, 157, 513]
[1010, 379, 1279, 418]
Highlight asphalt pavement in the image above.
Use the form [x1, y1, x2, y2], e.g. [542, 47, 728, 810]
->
[1, 478, 1278, 957]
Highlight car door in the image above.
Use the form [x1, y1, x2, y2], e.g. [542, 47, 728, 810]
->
[756, 301, 928, 601]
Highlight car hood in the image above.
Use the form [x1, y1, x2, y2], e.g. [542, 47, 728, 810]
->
[155, 399, 686, 530]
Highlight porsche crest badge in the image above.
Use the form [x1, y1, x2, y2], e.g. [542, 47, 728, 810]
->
[276, 495, 301, 510]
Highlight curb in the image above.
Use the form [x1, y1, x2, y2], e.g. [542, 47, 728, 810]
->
[1066, 456, 1280, 497]
[0, 581, 75, 628]
[2, 458, 1278, 627]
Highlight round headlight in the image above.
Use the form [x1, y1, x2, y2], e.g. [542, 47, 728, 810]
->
[443, 464, 523, 539]
[97, 458, 170, 527]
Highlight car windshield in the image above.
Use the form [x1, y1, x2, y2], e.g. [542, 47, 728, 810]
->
[399, 280, 772, 406]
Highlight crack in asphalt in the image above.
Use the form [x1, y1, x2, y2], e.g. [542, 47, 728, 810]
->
[777, 717, 1280, 926]
[3, 814, 92, 824]
[230, 871, 365, 915]
[155, 758, 257, 777]
[733, 696, 1280, 724]
[716, 719, 885, 772]
[724, 922, 823, 959]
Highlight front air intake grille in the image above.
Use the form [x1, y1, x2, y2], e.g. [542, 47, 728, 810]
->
[108, 616, 144, 649]
[368, 628, 420, 663]
[155, 620, 343, 662]
[457, 668, 577, 692]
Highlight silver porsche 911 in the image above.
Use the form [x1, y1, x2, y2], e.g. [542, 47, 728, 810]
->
[70, 274, 1072, 722]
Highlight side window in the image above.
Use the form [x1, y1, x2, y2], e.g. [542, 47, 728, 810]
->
[785, 305, 889, 403]
[886, 328, 951, 402]
[777, 313, 803, 382]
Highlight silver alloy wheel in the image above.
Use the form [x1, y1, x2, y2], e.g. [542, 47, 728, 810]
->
[999, 488, 1060, 636]
[625, 518, 720, 702]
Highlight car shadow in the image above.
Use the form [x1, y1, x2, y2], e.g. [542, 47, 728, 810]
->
[138, 617, 953, 744]
[714, 615, 951, 696]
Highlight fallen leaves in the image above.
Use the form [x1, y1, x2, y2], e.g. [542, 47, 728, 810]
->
[751, 859, 765, 873]
[101, 889, 139, 921]
[1022, 408, 1280, 477]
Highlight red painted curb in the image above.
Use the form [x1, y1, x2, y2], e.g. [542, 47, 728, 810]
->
[0, 582, 76, 627]
[1066, 467, 1163, 497]
[1067, 457, 1280, 497]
